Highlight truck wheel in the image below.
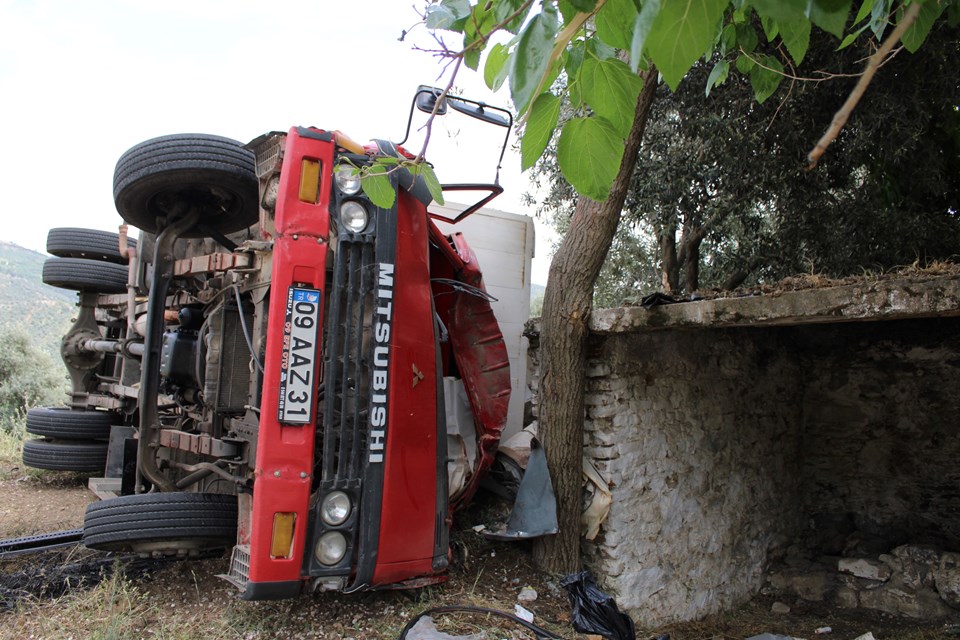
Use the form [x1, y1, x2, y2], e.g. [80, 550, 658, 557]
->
[26, 407, 114, 440]
[83, 492, 238, 554]
[42, 257, 127, 294]
[46, 228, 136, 264]
[113, 133, 258, 237]
[22, 439, 108, 473]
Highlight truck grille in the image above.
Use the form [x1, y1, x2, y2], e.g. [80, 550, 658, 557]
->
[319, 238, 376, 483]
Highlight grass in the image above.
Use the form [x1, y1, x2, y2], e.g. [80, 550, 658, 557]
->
[4, 565, 150, 640]
[0, 410, 26, 478]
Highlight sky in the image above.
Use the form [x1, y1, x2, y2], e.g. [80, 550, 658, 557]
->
[0, 0, 554, 283]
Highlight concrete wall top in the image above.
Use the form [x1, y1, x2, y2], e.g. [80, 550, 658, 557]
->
[582, 275, 960, 334]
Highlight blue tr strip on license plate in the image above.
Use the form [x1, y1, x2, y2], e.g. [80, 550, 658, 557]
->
[277, 286, 321, 425]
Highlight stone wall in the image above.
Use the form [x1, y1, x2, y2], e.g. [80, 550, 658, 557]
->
[526, 291, 960, 625]
[797, 319, 960, 551]
[530, 326, 808, 624]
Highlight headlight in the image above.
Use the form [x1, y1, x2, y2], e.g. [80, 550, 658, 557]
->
[320, 491, 352, 526]
[315, 531, 348, 565]
[335, 165, 362, 195]
[340, 201, 369, 233]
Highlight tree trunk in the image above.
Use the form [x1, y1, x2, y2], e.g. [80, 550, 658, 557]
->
[533, 66, 659, 574]
[678, 220, 707, 294]
[722, 254, 767, 290]
[659, 220, 679, 293]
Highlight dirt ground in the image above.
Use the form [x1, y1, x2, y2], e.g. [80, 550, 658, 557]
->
[0, 462, 958, 639]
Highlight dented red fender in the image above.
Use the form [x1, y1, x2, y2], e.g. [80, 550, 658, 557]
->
[444, 231, 511, 509]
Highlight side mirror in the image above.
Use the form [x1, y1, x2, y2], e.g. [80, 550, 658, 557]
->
[447, 99, 510, 127]
[415, 86, 448, 116]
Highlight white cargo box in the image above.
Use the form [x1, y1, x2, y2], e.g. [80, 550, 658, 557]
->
[430, 201, 535, 441]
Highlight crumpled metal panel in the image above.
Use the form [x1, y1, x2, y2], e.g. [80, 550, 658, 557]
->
[446, 232, 510, 509]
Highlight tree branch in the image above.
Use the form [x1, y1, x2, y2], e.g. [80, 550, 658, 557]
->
[805, 1, 922, 169]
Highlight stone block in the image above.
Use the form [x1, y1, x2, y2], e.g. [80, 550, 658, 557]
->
[585, 362, 612, 378]
[931, 564, 960, 608]
[835, 585, 860, 608]
[587, 402, 620, 419]
[859, 580, 955, 619]
[838, 558, 892, 582]
[767, 570, 832, 602]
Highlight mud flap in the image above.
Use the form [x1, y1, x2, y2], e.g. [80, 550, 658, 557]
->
[484, 438, 558, 540]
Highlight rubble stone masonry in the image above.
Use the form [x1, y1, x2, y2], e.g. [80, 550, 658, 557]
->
[525, 277, 960, 625]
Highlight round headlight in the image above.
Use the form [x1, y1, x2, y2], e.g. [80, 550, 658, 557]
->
[320, 491, 352, 526]
[315, 531, 348, 566]
[340, 201, 369, 233]
[335, 165, 362, 195]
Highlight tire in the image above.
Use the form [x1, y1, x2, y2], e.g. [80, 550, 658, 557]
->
[42, 257, 127, 293]
[83, 492, 238, 553]
[22, 439, 108, 473]
[46, 227, 136, 264]
[113, 134, 258, 237]
[26, 407, 115, 440]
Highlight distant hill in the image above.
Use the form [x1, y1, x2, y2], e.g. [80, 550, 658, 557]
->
[0, 242, 76, 362]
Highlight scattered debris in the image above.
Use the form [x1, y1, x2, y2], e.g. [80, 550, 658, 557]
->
[517, 586, 538, 603]
[745, 634, 802, 640]
[404, 616, 484, 640]
[483, 437, 558, 541]
[582, 459, 612, 541]
[561, 571, 636, 640]
[396, 606, 562, 640]
[814, 627, 832, 635]
[514, 603, 534, 623]
[771, 601, 791, 614]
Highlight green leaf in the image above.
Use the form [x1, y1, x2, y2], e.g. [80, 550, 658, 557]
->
[630, 0, 661, 71]
[751, 0, 805, 23]
[735, 22, 759, 52]
[950, 1, 960, 27]
[853, 0, 878, 25]
[567, 0, 599, 11]
[509, 9, 560, 114]
[901, 0, 946, 53]
[425, 0, 471, 30]
[719, 23, 737, 55]
[557, 116, 625, 201]
[735, 54, 755, 74]
[705, 59, 729, 96]
[565, 43, 586, 107]
[463, 2, 498, 48]
[425, 5, 456, 30]
[558, 0, 580, 24]
[596, 0, 640, 50]
[748, 54, 784, 103]
[493, 0, 529, 33]
[869, 0, 892, 39]
[443, 0, 471, 17]
[580, 57, 644, 138]
[363, 165, 395, 209]
[809, 0, 852, 38]
[521, 93, 562, 170]
[484, 43, 511, 91]
[586, 37, 617, 60]
[779, 16, 811, 64]
[414, 163, 445, 205]
[464, 47, 481, 70]
[761, 15, 780, 41]
[646, 0, 729, 90]
[837, 23, 867, 50]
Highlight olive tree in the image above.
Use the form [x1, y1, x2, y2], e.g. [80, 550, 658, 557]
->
[415, 0, 957, 572]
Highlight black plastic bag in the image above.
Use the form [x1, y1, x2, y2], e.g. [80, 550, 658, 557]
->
[560, 571, 636, 640]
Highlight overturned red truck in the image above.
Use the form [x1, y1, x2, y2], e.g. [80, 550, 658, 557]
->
[26, 88, 519, 598]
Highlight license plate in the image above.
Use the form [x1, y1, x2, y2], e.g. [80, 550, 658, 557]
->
[278, 286, 321, 425]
